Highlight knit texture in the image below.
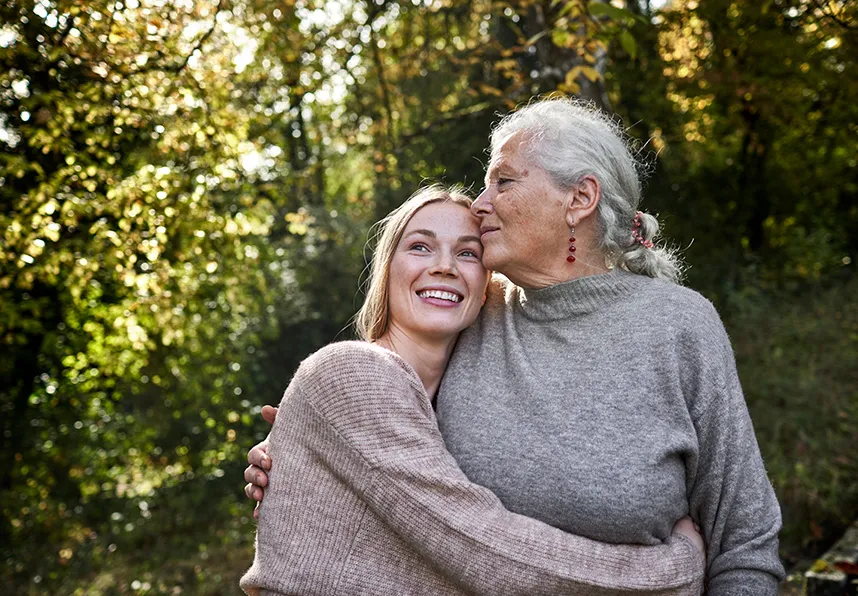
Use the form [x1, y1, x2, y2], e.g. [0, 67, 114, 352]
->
[436, 269, 786, 595]
[241, 341, 705, 595]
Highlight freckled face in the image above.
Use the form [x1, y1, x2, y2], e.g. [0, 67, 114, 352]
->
[387, 202, 489, 341]
[471, 133, 571, 279]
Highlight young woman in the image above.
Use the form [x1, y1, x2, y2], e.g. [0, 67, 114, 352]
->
[240, 185, 705, 596]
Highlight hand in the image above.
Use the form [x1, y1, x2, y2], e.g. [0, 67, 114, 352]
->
[672, 516, 705, 555]
[243, 405, 279, 518]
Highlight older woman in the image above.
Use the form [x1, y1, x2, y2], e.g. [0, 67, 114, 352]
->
[245, 99, 785, 594]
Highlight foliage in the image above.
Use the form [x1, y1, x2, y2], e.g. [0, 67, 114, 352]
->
[0, 0, 286, 583]
[1, 0, 856, 591]
[611, 0, 858, 297]
[729, 275, 858, 561]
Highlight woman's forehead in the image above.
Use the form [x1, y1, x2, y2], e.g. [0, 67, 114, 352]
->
[407, 202, 478, 231]
[486, 154, 530, 182]
[488, 134, 531, 173]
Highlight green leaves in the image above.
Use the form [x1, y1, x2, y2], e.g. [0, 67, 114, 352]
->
[619, 29, 637, 59]
[588, 1, 637, 23]
[2, 0, 856, 589]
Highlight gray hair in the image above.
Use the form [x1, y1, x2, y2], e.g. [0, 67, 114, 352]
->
[490, 97, 683, 283]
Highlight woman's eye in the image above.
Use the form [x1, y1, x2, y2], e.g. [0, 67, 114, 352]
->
[409, 243, 429, 252]
[460, 249, 481, 259]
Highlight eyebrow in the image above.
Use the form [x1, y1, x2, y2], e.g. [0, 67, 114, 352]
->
[483, 162, 503, 185]
[484, 160, 525, 184]
[405, 230, 482, 244]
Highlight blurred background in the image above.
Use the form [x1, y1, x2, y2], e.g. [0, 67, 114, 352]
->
[1, 0, 856, 593]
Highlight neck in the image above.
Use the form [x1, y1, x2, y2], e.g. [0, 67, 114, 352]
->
[374, 325, 458, 398]
[505, 249, 611, 289]
[504, 220, 611, 289]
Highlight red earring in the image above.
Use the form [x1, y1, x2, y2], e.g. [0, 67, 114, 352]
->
[567, 224, 576, 263]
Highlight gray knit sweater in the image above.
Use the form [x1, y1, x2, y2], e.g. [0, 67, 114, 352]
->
[436, 270, 785, 595]
[241, 341, 705, 595]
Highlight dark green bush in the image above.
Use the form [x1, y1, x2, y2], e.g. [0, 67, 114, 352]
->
[727, 274, 858, 563]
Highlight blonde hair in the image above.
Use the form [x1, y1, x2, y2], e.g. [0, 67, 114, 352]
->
[355, 185, 473, 341]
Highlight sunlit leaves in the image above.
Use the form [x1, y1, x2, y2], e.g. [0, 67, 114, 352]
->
[4, 0, 854, 589]
[649, 0, 858, 286]
[0, 0, 286, 584]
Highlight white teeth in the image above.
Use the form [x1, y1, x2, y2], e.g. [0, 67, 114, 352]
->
[418, 290, 461, 303]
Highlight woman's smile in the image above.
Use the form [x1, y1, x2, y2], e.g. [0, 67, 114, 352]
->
[416, 286, 464, 306]
[386, 201, 488, 340]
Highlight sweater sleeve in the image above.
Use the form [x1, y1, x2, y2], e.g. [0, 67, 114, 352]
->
[296, 342, 705, 596]
[688, 362, 785, 595]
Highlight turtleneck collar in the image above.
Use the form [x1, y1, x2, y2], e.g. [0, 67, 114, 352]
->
[513, 269, 648, 321]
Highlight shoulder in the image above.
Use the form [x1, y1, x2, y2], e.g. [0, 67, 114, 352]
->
[639, 277, 728, 342]
[295, 341, 422, 397]
[636, 279, 740, 412]
[640, 276, 716, 313]
[291, 342, 433, 433]
[299, 340, 417, 381]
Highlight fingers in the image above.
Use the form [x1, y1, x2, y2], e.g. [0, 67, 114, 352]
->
[672, 517, 692, 531]
[247, 445, 271, 470]
[244, 479, 264, 500]
[261, 405, 278, 425]
[680, 516, 702, 533]
[245, 416, 275, 518]
[244, 464, 269, 488]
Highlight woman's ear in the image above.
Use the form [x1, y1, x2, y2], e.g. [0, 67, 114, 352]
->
[565, 175, 601, 229]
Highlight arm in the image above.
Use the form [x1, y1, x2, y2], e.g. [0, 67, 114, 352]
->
[689, 365, 785, 595]
[296, 343, 704, 596]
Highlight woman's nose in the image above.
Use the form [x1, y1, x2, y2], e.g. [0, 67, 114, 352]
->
[471, 187, 494, 217]
[430, 251, 457, 277]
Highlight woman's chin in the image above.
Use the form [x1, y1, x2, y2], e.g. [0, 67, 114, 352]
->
[479, 250, 507, 273]
[414, 318, 474, 341]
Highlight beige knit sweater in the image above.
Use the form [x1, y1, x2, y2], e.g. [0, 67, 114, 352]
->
[240, 341, 705, 596]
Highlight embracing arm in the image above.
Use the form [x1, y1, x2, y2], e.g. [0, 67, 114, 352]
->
[293, 343, 704, 596]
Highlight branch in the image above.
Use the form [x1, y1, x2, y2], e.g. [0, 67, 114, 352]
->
[99, 3, 117, 55]
[55, 14, 77, 47]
